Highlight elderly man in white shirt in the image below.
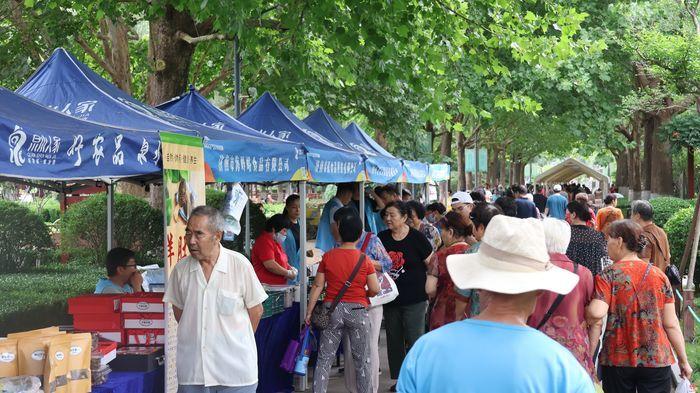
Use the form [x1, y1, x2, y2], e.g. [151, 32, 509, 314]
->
[164, 206, 268, 393]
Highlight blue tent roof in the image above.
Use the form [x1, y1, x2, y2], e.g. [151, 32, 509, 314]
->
[156, 87, 308, 182]
[345, 122, 395, 158]
[305, 109, 402, 184]
[17, 48, 307, 182]
[239, 92, 365, 182]
[0, 87, 160, 180]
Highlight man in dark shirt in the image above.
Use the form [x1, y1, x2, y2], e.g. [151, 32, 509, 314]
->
[512, 184, 538, 219]
[533, 185, 548, 213]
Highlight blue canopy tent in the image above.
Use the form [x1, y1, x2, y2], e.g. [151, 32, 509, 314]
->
[0, 87, 161, 181]
[16, 48, 308, 182]
[238, 92, 365, 183]
[303, 108, 402, 184]
[156, 87, 308, 182]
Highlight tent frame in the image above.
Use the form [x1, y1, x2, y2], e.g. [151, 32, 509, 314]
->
[534, 157, 610, 196]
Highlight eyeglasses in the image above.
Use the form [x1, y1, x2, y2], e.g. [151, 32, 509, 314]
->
[123, 264, 138, 268]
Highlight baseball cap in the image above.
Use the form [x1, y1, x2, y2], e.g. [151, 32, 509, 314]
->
[450, 191, 473, 205]
[553, 184, 562, 192]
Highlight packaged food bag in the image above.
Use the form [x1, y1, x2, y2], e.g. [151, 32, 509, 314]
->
[0, 338, 19, 377]
[8, 327, 60, 338]
[67, 333, 91, 393]
[45, 335, 71, 393]
[17, 333, 62, 389]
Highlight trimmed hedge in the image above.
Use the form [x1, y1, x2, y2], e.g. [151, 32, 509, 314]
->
[60, 193, 163, 266]
[650, 197, 695, 227]
[617, 197, 631, 217]
[0, 260, 102, 336]
[664, 207, 696, 276]
[205, 188, 266, 255]
[0, 200, 53, 272]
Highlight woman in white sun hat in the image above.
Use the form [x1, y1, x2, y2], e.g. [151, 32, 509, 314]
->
[397, 215, 595, 393]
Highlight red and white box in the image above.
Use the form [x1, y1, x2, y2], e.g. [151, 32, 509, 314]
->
[68, 294, 121, 314]
[73, 313, 122, 331]
[97, 341, 118, 365]
[123, 313, 165, 329]
[121, 293, 164, 313]
[125, 329, 165, 346]
[76, 330, 124, 345]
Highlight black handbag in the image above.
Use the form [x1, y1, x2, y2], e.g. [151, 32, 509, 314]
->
[311, 253, 366, 330]
[666, 264, 682, 286]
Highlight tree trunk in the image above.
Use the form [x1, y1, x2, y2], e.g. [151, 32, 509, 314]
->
[100, 18, 133, 94]
[650, 102, 675, 195]
[426, 122, 435, 156]
[457, 132, 466, 191]
[487, 145, 498, 188]
[375, 129, 389, 149]
[615, 151, 629, 188]
[499, 149, 507, 187]
[439, 125, 453, 159]
[146, 6, 211, 105]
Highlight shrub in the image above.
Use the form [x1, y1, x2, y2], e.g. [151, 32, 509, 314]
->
[61, 193, 163, 266]
[41, 207, 61, 223]
[206, 188, 266, 255]
[664, 207, 697, 276]
[650, 197, 695, 227]
[616, 197, 630, 218]
[0, 201, 53, 272]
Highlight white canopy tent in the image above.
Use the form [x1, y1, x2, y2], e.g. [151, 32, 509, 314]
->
[535, 158, 610, 196]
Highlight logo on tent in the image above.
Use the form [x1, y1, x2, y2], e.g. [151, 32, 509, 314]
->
[9, 125, 27, 167]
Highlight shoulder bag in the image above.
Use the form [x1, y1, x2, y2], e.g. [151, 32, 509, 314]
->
[361, 232, 399, 307]
[311, 252, 366, 330]
[536, 263, 579, 330]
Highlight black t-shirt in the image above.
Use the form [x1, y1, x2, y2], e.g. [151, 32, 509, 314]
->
[378, 227, 433, 306]
[533, 194, 548, 213]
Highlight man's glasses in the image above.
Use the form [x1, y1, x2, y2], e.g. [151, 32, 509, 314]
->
[123, 264, 138, 268]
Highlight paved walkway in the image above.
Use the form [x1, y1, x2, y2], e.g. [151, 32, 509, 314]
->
[304, 328, 395, 392]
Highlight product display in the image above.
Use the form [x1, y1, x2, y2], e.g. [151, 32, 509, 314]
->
[0, 338, 18, 377]
[124, 330, 165, 346]
[0, 375, 42, 393]
[120, 293, 165, 313]
[109, 347, 164, 373]
[67, 333, 92, 393]
[44, 335, 71, 393]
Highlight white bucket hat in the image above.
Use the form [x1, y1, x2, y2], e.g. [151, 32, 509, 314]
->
[446, 215, 579, 295]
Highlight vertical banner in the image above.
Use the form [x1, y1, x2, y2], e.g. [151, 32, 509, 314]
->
[161, 132, 206, 393]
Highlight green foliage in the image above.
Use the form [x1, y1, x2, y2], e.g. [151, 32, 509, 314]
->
[661, 111, 700, 150]
[664, 207, 695, 272]
[650, 196, 695, 227]
[616, 197, 631, 217]
[0, 261, 103, 335]
[60, 193, 163, 266]
[262, 203, 285, 218]
[205, 188, 266, 255]
[0, 201, 53, 272]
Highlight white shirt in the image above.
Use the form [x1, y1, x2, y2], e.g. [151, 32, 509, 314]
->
[164, 245, 268, 387]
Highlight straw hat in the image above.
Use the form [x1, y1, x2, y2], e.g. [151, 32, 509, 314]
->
[446, 215, 579, 295]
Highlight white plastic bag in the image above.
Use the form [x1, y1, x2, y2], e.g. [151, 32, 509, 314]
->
[221, 183, 248, 241]
[676, 378, 695, 393]
[369, 272, 399, 307]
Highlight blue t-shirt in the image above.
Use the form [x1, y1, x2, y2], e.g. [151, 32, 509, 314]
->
[94, 278, 134, 294]
[398, 319, 594, 393]
[315, 197, 344, 252]
[546, 193, 568, 220]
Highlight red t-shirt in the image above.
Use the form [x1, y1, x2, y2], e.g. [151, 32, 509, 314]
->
[251, 231, 290, 285]
[318, 248, 376, 307]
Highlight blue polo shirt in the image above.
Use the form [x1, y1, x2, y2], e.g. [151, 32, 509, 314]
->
[546, 193, 568, 219]
[398, 319, 594, 393]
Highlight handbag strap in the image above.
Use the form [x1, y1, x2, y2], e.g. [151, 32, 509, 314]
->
[360, 232, 373, 253]
[328, 253, 367, 313]
[537, 263, 578, 330]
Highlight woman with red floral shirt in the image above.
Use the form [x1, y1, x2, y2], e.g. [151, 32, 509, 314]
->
[587, 220, 691, 392]
[425, 211, 472, 330]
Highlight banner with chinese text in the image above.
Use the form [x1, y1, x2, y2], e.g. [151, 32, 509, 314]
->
[161, 132, 205, 393]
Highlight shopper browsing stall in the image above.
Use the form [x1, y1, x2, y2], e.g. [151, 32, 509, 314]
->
[316, 182, 355, 252]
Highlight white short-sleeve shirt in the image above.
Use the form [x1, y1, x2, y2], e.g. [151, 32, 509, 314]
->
[164, 245, 268, 387]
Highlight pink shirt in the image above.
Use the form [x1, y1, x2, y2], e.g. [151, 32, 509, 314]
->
[527, 253, 595, 379]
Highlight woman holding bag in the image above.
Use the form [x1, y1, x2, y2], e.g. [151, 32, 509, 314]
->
[305, 208, 380, 393]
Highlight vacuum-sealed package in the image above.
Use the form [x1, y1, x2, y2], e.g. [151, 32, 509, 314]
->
[0, 338, 18, 377]
[45, 335, 71, 393]
[67, 333, 91, 393]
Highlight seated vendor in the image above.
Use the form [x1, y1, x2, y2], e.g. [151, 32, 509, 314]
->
[95, 247, 143, 294]
[251, 214, 298, 285]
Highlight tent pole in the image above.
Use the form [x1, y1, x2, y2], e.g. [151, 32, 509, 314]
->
[298, 180, 308, 391]
[359, 181, 365, 229]
[107, 181, 114, 251]
[411, 183, 416, 200]
[244, 183, 251, 256]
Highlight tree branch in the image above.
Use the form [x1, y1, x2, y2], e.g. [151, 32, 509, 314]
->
[74, 35, 118, 79]
[176, 31, 229, 44]
[615, 124, 633, 142]
[200, 67, 233, 96]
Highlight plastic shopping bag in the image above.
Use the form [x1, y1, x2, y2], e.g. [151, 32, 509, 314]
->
[676, 378, 695, 393]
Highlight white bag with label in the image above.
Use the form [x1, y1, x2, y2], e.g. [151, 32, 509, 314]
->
[369, 272, 399, 307]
